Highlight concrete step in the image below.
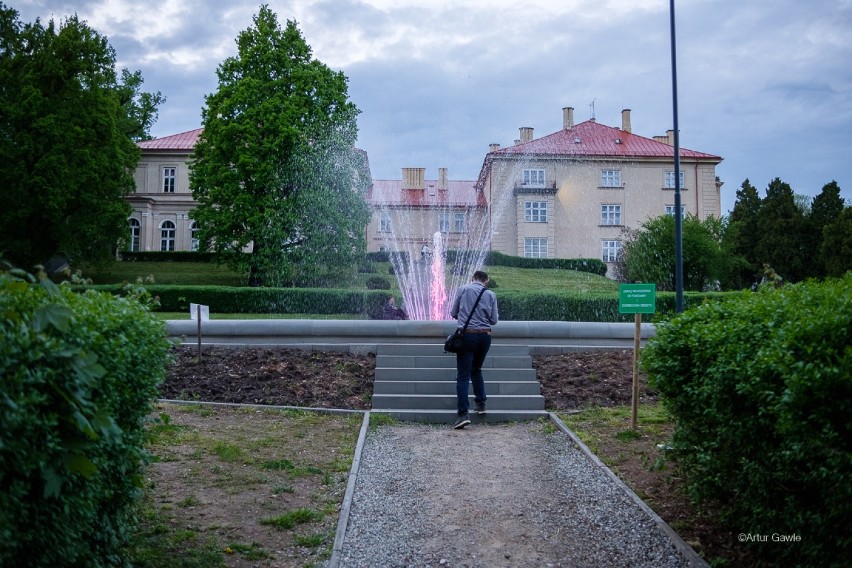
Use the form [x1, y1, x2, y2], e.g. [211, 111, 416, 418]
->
[372, 393, 545, 411]
[374, 367, 538, 382]
[376, 354, 532, 369]
[373, 380, 541, 396]
[371, 409, 549, 424]
[375, 343, 531, 356]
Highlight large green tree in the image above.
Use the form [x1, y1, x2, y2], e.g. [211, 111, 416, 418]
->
[820, 206, 852, 277]
[722, 179, 762, 288]
[615, 214, 729, 291]
[808, 181, 846, 277]
[0, 4, 163, 269]
[189, 6, 370, 287]
[755, 178, 807, 282]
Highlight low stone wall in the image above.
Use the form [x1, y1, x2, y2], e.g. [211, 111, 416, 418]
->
[167, 319, 656, 354]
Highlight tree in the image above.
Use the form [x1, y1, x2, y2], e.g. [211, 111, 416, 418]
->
[616, 214, 728, 291]
[0, 4, 163, 270]
[722, 179, 762, 288]
[808, 181, 846, 278]
[820, 206, 852, 278]
[755, 178, 807, 282]
[189, 6, 370, 287]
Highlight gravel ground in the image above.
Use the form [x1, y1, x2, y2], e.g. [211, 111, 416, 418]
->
[331, 421, 699, 568]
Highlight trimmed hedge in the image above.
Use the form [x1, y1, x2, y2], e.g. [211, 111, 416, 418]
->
[0, 275, 172, 566]
[641, 275, 852, 566]
[82, 284, 393, 316]
[119, 251, 217, 262]
[77, 284, 727, 321]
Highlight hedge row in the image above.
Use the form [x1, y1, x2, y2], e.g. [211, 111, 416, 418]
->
[83, 284, 394, 316]
[0, 276, 172, 566]
[119, 251, 217, 262]
[79, 284, 725, 321]
[641, 275, 852, 566]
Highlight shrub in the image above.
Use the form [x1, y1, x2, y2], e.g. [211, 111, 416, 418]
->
[0, 270, 172, 566]
[365, 276, 391, 290]
[641, 275, 852, 566]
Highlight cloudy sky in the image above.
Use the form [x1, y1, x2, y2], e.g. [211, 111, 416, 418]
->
[13, 0, 852, 213]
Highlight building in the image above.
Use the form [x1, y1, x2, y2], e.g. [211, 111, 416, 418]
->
[476, 107, 723, 271]
[365, 167, 488, 257]
[128, 129, 201, 252]
[126, 107, 724, 272]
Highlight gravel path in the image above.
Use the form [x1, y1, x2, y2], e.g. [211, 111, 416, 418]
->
[330, 420, 703, 568]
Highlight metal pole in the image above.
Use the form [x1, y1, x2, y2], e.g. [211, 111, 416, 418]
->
[670, 0, 684, 312]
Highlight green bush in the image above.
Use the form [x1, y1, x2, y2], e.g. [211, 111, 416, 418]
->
[365, 276, 391, 290]
[0, 273, 172, 567]
[119, 251, 217, 262]
[80, 284, 391, 317]
[641, 275, 852, 566]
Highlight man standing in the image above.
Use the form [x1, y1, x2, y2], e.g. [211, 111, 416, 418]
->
[449, 270, 499, 429]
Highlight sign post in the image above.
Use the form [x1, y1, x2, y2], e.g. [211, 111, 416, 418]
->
[189, 303, 210, 360]
[618, 284, 656, 430]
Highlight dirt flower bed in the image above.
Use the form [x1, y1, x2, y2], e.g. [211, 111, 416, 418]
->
[140, 345, 748, 566]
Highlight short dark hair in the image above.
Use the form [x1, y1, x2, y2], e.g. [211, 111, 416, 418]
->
[473, 270, 488, 282]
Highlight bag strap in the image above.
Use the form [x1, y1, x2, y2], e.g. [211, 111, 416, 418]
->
[460, 286, 488, 331]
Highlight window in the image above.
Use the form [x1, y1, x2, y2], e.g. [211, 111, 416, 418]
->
[602, 240, 621, 262]
[454, 212, 466, 232]
[601, 204, 622, 225]
[129, 218, 140, 252]
[524, 201, 548, 223]
[665, 170, 685, 189]
[190, 221, 199, 251]
[665, 205, 686, 217]
[439, 211, 450, 233]
[380, 212, 391, 233]
[524, 238, 547, 258]
[522, 169, 545, 188]
[160, 220, 176, 251]
[600, 169, 622, 188]
[162, 167, 176, 193]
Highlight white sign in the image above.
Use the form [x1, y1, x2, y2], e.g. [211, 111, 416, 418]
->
[189, 303, 210, 321]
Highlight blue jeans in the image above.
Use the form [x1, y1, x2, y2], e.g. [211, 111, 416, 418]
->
[455, 332, 491, 415]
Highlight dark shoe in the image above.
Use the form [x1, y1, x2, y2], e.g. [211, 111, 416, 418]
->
[474, 402, 486, 415]
[453, 414, 471, 429]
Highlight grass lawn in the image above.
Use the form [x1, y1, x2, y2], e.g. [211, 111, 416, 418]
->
[80, 260, 618, 293]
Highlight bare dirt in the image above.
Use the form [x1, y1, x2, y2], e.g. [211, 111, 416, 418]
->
[149, 345, 745, 567]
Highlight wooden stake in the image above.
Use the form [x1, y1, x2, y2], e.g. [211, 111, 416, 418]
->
[631, 313, 641, 430]
[197, 304, 202, 360]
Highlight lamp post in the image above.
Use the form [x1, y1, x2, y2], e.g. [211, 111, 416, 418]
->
[670, 0, 684, 312]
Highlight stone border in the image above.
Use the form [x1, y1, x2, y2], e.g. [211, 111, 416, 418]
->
[548, 412, 709, 567]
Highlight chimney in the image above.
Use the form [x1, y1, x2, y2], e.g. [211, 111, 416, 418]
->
[519, 127, 534, 143]
[666, 129, 674, 145]
[402, 167, 425, 190]
[621, 109, 631, 133]
[438, 167, 448, 190]
[653, 135, 669, 144]
[489, 143, 500, 153]
[563, 106, 574, 129]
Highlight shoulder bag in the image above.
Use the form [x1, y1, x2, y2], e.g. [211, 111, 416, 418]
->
[444, 287, 487, 353]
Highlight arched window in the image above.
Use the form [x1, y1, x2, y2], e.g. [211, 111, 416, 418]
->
[129, 218, 141, 251]
[160, 220, 176, 251]
[190, 221, 199, 251]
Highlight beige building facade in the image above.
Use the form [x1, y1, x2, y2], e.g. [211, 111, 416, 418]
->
[128, 129, 201, 252]
[477, 107, 723, 272]
[126, 108, 723, 276]
[365, 167, 488, 259]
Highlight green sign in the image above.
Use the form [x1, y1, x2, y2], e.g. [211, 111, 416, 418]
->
[619, 283, 656, 314]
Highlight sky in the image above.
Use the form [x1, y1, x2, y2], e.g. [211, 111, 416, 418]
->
[12, 0, 852, 214]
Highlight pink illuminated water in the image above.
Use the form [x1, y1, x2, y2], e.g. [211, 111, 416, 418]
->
[428, 232, 447, 320]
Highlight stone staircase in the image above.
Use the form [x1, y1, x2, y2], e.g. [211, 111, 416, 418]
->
[370, 343, 547, 424]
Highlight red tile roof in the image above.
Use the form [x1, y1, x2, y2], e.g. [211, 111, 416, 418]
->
[137, 128, 203, 151]
[369, 179, 486, 208]
[495, 120, 721, 160]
